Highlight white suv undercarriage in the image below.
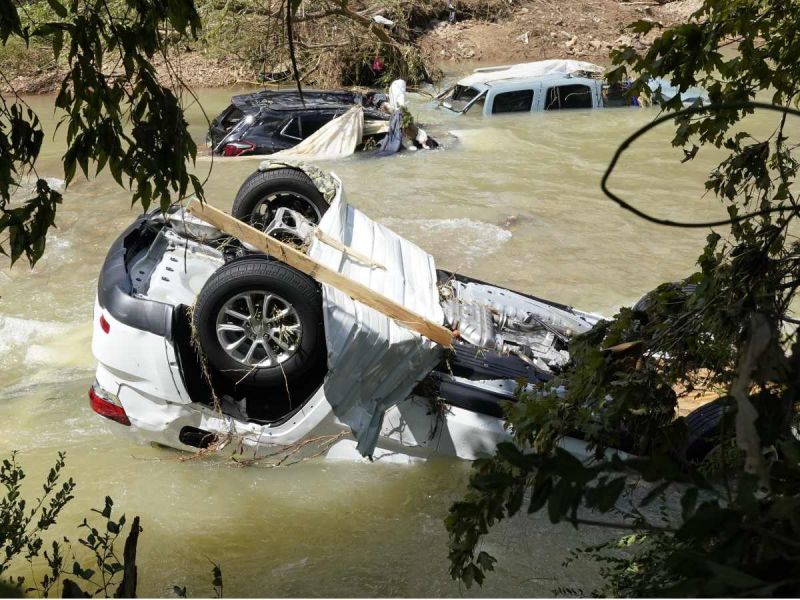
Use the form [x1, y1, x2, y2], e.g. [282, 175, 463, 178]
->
[90, 164, 627, 463]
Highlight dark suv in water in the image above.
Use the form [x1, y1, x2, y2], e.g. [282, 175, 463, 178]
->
[207, 89, 389, 156]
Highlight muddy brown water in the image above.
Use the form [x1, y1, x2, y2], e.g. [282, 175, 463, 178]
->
[0, 85, 749, 596]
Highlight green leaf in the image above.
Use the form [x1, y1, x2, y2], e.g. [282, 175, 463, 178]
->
[528, 476, 552, 514]
[735, 474, 759, 513]
[476, 551, 496, 573]
[553, 447, 590, 482]
[640, 480, 671, 507]
[596, 477, 626, 512]
[547, 478, 572, 523]
[705, 561, 763, 590]
[629, 19, 658, 34]
[496, 442, 532, 470]
[506, 484, 524, 517]
[52, 29, 63, 59]
[102, 496, 113, 518]
[681, 487, 699, 521]
[46, 0, 68, 18]
[472, 472, 513, 492]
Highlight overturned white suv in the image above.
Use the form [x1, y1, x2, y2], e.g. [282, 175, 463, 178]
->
[90, 164, 719, 462]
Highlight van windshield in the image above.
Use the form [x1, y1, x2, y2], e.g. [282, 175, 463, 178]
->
[440, 85, 486, 113]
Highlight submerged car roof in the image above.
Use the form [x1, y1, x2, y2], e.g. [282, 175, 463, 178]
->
[466, 73, 601, 94]
[231, 89, 364, 113]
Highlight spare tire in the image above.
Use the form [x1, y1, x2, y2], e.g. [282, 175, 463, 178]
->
[193, 257, 326, 387]
[232, 168, 329, 230]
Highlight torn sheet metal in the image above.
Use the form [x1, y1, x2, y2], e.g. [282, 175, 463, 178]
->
[307, 179, 445, 456]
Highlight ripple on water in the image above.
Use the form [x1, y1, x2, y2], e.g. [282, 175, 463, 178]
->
[10, 176, 66, 199]
[0, 315, 68, 354]
[380, 217, 512, 269]
[0, 315, 92, 375]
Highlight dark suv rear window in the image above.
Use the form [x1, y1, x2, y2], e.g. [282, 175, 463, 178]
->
[219, 105, 244, 129]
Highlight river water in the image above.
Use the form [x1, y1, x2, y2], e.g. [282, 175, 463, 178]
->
[0, 86, 734, 596]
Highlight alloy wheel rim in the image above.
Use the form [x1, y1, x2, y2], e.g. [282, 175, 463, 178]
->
[251, 191, 321, 230]
[215, 291, 302, 367]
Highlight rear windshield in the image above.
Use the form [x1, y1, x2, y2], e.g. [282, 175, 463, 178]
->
[219, 105, 244, 129]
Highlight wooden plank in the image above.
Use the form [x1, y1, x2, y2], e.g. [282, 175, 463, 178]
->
[313, 229, 386, 270]
[187, 200, 454, 347]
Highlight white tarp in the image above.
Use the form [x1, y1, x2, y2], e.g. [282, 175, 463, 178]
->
[388, 79, 407, 111]
[271, 105, 364, 161]
[307, 181, 445, 456]
[458, 59, 604, 87]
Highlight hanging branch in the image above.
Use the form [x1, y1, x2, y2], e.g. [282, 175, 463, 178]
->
[285, 0, 304, 105]
[600, 101, 800, 228]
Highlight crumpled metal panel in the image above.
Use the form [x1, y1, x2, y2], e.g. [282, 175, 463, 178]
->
[308, 180, 445, 456]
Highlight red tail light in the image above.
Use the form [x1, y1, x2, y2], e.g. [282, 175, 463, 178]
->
[88, 383, 131, 426]
[222, 141, 255, 156]
[99, 314, 110, 333]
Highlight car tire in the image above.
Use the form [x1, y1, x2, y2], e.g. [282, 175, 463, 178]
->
[684, 398, 729, 462]
[193, 257, 326, 387]
[232, 168, 329, 230]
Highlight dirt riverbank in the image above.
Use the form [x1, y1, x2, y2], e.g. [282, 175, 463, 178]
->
[3, 0, 701, 94]
[418, 0, 702, 67]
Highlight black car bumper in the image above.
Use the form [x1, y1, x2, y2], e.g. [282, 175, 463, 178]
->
[97, 214, 174, 339]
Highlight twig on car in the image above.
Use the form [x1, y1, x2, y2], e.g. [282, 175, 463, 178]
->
[231, 431, 349, 467]
[188, 304, 222, 413]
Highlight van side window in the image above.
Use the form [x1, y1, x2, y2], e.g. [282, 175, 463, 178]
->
[544, 85, 593, 110]
[280, 118, 302, 141]
[491, 89, 534, 114]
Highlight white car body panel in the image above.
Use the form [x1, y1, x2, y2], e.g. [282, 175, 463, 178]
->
[91, 169, 604, 463]
[93, 296, 520, 461]
[438, 59, 709, 116]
